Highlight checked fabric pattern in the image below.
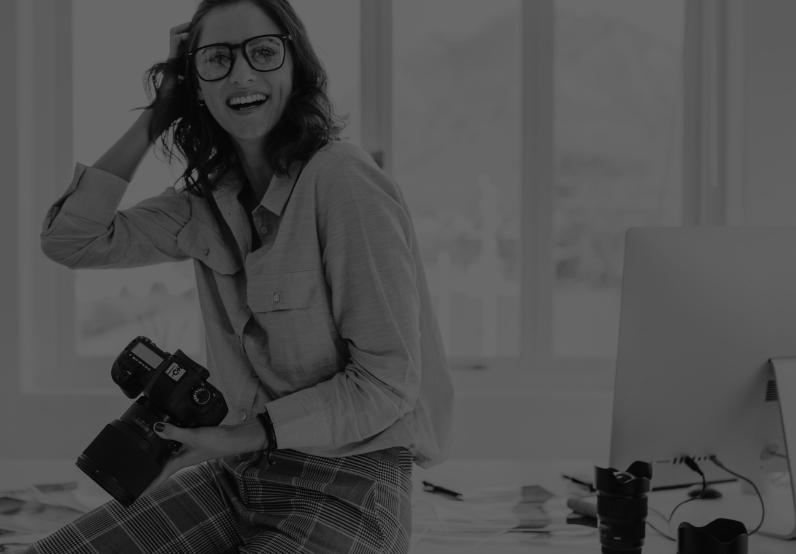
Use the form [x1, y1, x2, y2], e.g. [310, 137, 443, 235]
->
[26, 447, 412, 553]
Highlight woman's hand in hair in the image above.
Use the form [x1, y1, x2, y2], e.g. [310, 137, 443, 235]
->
[168, 21, 192, 61]
[158, 22, 192, 96]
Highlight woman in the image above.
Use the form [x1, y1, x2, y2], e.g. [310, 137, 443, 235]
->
[32, 0, 453, 552]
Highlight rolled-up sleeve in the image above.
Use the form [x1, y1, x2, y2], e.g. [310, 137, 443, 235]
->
[264, 149, 422, 450]
[41, 163, 192, 268]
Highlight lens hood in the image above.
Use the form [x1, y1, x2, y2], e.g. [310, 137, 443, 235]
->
[677, 518, 748, 554]
[595, 461, 652, 496]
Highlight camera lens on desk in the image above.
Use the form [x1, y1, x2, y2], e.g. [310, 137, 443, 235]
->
[594, 461, 652, 554]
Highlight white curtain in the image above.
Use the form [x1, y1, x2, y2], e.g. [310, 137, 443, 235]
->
[682, 0, 745, 225]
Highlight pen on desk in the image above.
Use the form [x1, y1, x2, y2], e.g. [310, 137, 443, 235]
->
[422, 480, 463, 500]
[561, 473, 596, 492]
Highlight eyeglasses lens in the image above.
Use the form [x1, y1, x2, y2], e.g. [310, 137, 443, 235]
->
[194, 36, 286, 81]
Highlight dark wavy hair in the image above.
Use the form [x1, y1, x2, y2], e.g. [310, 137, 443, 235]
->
[144, 0, 343, 196]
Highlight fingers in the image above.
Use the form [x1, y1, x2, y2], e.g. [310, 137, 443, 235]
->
[153, 421, 195, 444]
[169, 21, 192, 35]
[168, 21, 192, 60]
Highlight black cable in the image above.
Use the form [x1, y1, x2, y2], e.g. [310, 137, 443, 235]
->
[647, 456, 767, 540]
[645, 455, 705, 542]
[666, 495, 698, 523]
[666, 456, 705, 522]
[708, 456, 766, 535]
[646, 520, 677, 542]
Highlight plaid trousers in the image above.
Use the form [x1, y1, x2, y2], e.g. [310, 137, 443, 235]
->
[26, 447, 412, 554]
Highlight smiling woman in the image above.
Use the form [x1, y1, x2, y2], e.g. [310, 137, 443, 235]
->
[188, 4, 296, 171]
[64, 0, 361, 371]
[31, 0, 452, 552]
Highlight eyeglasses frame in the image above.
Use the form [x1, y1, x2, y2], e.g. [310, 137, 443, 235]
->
[187, 33, 292, 82]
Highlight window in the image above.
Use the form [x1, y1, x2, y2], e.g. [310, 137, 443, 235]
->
[552, 0, 685, 360]
[387, 0, 685, 376]
[392, 0, 522, 360]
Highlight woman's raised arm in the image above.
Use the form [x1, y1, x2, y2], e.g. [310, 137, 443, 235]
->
[93, 22, 190, 181]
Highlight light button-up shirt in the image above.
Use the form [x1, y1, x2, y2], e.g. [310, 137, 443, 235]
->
[40, 141, 454, 467]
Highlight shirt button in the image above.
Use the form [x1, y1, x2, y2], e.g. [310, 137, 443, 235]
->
[240, 411, 248, 422]
[202, 247, 210, 256]
[260, 225, 269, 235]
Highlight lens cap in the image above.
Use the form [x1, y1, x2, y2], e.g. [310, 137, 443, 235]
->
[677, 518, 748, 554]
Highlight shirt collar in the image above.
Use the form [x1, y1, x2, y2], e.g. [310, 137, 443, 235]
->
[211, 162, 302, 216]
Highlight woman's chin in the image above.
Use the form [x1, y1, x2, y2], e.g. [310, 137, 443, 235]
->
[225, 125, 273, 147]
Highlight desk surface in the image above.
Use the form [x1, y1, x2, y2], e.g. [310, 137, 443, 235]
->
[413, 459, 793, 554]
[0, 458, 791, 554]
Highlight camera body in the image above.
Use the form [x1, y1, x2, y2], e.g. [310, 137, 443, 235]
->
[76, 336, 228, 506]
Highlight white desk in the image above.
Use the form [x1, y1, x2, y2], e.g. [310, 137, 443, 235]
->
[0, 459, 791, 553]
[412, 459, 793, 554]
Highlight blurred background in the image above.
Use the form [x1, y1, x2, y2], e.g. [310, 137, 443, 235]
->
[3, 0, 796, 462]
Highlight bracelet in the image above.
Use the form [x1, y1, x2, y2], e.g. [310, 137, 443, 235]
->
[256, 410, 278, 464]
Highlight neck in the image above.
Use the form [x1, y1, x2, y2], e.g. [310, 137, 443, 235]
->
[234, 140, 273, 203]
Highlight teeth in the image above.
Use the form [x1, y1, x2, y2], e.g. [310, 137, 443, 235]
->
[228, 94, 267, 106]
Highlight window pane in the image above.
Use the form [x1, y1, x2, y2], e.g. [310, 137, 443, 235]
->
[71, 0, 361, 359]
[553, 0, 684, 358]
[393, 0, 521, 359]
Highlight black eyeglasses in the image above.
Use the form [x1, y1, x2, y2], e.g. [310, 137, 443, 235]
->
[189, 34, 291, 82]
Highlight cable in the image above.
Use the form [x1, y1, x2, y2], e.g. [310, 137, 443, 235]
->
[645, 455, 705, 542]
[708, 456, 766, 535]
[646, 519, 677, 542]
[664, 456, 708, 520]
[666, 495, 698, 523]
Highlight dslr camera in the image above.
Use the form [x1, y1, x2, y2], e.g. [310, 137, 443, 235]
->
[76, 336, 228, 506]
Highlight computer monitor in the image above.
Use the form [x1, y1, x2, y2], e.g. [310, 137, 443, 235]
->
[609, 227, 796, 538]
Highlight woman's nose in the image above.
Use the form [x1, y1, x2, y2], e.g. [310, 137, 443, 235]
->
[228, 51, 256, 84]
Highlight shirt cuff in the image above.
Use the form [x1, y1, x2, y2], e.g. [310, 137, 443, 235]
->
[264, 387, 332, 451]
[54, 163, 130, 227]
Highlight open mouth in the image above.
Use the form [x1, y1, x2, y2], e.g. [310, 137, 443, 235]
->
[226, 93, 268, 112]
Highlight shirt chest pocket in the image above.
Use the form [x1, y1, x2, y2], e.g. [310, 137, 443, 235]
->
[176, 216, 241, 275]
[247, 270, 342, 375]
[247, 270, 317, 312]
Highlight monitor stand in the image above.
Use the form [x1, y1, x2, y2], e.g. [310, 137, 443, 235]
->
[764, 357, 796, 539]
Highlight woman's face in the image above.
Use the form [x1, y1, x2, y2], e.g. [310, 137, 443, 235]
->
[195, 1, 293, 149]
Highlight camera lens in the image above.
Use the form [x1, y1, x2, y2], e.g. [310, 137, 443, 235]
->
[76, 400, 173, 506]
[595, 461, 652, 554]
[77, 421, 163, 506]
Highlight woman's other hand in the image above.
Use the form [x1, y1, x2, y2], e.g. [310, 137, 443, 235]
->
[142, 420, 267, 496]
